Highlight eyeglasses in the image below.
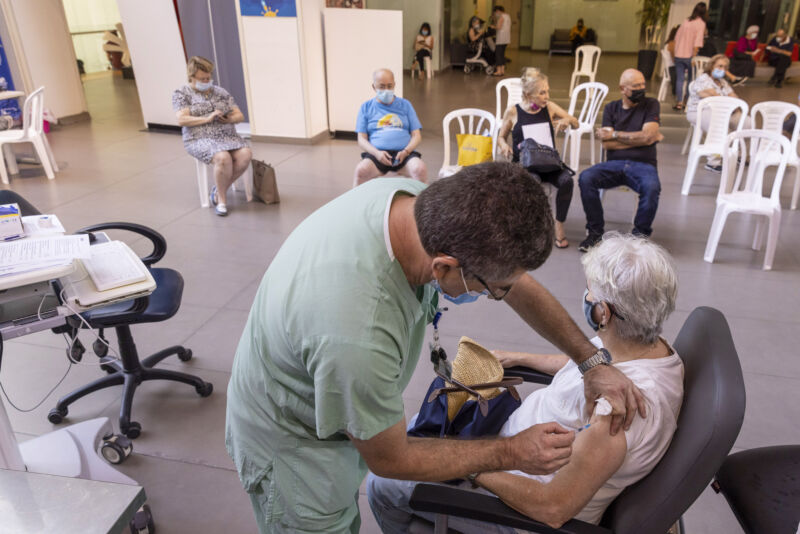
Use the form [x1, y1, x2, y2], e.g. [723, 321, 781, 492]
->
[474, 273, 512, 301]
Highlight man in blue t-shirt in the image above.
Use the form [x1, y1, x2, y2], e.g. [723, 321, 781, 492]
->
[354, 68, 428, 186]
[578, 69, 663, 252]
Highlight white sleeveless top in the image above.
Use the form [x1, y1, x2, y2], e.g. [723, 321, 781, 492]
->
[499, 337, 684, 524]
[496, 13, 511, 45]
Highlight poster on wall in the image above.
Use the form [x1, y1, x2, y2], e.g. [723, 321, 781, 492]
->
[240, 0, 297, 17]
[326, 1, 365, 7]
[0, 35, 20, 121]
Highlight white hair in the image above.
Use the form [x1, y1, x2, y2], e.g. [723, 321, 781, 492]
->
[581, 232, 678, 345]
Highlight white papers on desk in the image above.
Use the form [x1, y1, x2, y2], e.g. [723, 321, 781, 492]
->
[0, 235, 89, 277]
[522, 122, 554, 148]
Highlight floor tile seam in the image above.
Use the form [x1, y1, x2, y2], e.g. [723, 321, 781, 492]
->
[157, 360, 232, 378]
[219, 272, 267, 311]
[131, 450, 237, 473]
[259, 146, 314, 167]
[741, 369, 800, 381]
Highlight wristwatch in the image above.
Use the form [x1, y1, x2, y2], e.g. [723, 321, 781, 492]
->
[612, 130, 618, 140]
[578, 348, 612, 375]
[466, 472, 480, 488]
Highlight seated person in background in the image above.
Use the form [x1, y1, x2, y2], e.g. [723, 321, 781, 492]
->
[413, 22, 434, 80]
[368, 232, 683, 532]
[729, 25, 760, 79]
[578, 69, 663, 252]
[783, 91, 800, 134]
[354, 68, 427, 186]
[766, 28, 794, 88]
[173, 56, 252, 217]
[686, 54, 750, 173]
[467, 16, 495, 66]
[497, 70, 578, 249]
[570, 18, 588, 54]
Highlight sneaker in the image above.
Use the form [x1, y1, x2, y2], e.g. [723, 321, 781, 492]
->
[731, 76, 748, 86]
[578, 233, 603, 252]
[209, 185, 218, 207]
[704, 163, 722, 173]
[214, 203, 228, 216]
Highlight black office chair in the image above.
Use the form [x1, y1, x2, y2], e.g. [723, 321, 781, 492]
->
[712, 445, 800, 534]
[408, 307, 746, 534]
[44, 221, 212, 439]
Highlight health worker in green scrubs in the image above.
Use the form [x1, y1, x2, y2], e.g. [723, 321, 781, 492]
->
[226, 162, 647, 533]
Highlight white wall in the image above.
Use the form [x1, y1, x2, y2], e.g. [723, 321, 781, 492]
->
[532, 0, 639, 52]
[367, 0, 443, 71]
[324, 8, 403, 133]
[0, 0, 87, 119]
[665, 0, 698, 42]
[117, 0, 186, 128]
[63, 0, 121, 73]
[298, 0, 328, 138]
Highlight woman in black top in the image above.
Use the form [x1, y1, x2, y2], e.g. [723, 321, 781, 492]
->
[467, 16, 495, 66]
[497, 71, 578, 248]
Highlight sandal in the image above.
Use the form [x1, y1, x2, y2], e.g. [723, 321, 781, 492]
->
[555, 237, 569, 249]
[672, 103, 684, 111]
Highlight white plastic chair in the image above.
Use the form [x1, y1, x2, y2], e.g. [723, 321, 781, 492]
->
[569, 45, 601, 96]
[658, 48, 673, 102]
[561, 82, 608, 172]
[0, 87, 58, 184]
[704, 129, 790, 270]
[692, 56, 710, 80]
[412, 56, 433, 79]
[749, 101, 800, 210]
[494, 78, 523, 125]
[439, 108, 495, 179]
[681, 96, 748, 196]
[195, 159, 253, 208]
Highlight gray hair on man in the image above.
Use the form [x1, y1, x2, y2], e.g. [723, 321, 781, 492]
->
[581, 232, 678, 345]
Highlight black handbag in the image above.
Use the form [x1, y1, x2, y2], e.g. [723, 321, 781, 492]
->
[518, 137, 574, 175]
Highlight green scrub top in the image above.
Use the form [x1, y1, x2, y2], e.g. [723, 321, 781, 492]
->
[225, 178, 437, 533]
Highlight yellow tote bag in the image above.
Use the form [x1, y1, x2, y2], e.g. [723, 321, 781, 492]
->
[456, 134, 493, 167]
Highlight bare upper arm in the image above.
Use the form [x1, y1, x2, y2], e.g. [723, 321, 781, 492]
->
[642, 121, 660, 139]
[546, 101, 570, 120]
[175, 107, 191, 120]
[347, 418, 408, 476]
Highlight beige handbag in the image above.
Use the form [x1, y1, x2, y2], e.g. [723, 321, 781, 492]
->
[252, 159, 280, 204]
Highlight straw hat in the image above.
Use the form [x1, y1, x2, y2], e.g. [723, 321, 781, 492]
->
[446, 336, 505, 421]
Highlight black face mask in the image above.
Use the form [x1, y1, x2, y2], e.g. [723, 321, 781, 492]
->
[628, 89, 646, 103]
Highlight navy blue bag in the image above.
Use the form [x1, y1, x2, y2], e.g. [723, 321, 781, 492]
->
[407, 376, 522, 438]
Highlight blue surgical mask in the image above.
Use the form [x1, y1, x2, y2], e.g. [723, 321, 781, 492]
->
[421, 30, 429, 36]
[712, 68, 726, 80]
[583, 288, 600, 331]
[194, 80, 212, 92]
[431, 268, 487, 305]
[375, 89, 394, 104]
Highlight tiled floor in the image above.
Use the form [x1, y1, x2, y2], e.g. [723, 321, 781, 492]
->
[3, 49, 799, 533]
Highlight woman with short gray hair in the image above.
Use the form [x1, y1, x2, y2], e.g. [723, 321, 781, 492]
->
[368, 232, 683, 532]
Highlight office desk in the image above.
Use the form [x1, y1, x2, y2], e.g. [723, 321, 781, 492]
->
[0, 468, 145, 534]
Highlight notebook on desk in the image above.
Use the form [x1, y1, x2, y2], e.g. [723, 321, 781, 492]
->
[60, 241, 156, 311]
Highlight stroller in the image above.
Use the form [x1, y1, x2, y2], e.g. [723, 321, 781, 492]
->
[464, 36, 495, 75]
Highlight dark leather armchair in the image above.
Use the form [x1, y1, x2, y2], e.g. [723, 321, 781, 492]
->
[46, 222, 212, 439]
[408, 307, 747, 533]
[550, 29, 573, 56]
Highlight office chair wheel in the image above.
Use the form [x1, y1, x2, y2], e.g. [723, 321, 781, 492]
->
[463, 64, 472, 74]
[100, 362, 116, 374]
[101, 434, 133, 465]
[177, 348, 193, 362]
[129, 504, 155, 534]
[47, 406, 67, 424]
[68, 338, 86, 362]
[195, 382, 213, 397]
[123, 421, 142, 439]
[485, 65, 495, 75]
[93, 337, 109, 358]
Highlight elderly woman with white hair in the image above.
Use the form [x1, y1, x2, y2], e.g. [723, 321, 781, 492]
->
[367, 233, 684, 532]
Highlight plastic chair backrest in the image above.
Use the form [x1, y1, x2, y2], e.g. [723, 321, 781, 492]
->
[600, 307, 746, 534]
[692, 96, 748, 148]
[574, 45, 601, 76]
[495, 78, 522, 123]
[750, 101, 800, 157]
[566, 82, 608, 128]
[692, 56, 710, 79]
[441, 108, 496, 169]
[22, 87, 46, 138]
[660, 48, 672, 80]
[722, 129, 790, 204]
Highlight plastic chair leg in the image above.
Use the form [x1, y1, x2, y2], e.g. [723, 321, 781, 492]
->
[763, 211, 781, 270]
[195, 159, 210, 208]
[704, 206, 729, 263]
[752, 218, 765, 251]
[681, 125, 693, 155]
[42, 135, 59, 172]
[570, 133, 580, 171]
[32, 136, 55, 179]
[791, 166, 800, 210]
[424, 57, 433, 79]
[2, 144, 17, 175]
[590, 132, 596, 165]
[241, 165, 253, 202]
[681, 151, 701, 195]
[0, 144, 9, 185]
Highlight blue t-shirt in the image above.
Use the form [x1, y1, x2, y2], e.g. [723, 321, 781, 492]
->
[355, 97, 423, 151]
